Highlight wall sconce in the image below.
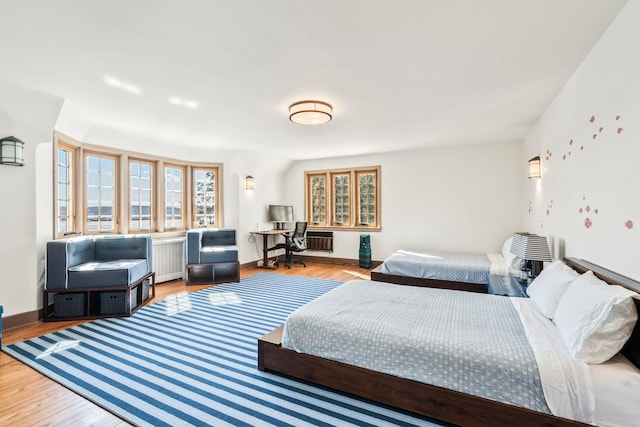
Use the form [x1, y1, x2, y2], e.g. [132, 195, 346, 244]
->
[0, 136, 25, 166]
[245, 175, 255, 190]
[528, 156, 541, 179]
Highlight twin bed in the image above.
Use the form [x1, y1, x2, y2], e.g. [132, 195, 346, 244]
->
[258, 258, 640, 427]
[370, 237, 522, 292]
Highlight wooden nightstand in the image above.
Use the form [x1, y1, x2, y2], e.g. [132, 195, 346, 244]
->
[487, 275, 528, 297]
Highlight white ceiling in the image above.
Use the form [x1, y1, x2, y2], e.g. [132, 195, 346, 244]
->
[0, 0, 629, 160]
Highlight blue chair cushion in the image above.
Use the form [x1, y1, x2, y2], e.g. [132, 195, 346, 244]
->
[67, 259, 148, 288]
[199, 245, 239, 263]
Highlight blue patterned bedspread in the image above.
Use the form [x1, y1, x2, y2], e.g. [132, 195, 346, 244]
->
[381, 249, 491, 284]
[282, 280, 550, 414]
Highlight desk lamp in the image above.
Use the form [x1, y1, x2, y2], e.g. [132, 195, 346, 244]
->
[510, 233, 552, 283]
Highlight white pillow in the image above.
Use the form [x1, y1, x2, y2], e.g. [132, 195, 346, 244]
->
[502, 236, 524, 271]
[527, 260, 579, 318]
[553, 270, 638, 364]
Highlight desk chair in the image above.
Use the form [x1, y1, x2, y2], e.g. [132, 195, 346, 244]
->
[274, 221, 308, 268]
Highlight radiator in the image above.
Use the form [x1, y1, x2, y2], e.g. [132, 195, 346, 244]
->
[152, 237, 186, 283]
[307, 231, 333, 252]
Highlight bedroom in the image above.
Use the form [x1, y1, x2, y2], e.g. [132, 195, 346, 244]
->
[1, 0, 639, 425]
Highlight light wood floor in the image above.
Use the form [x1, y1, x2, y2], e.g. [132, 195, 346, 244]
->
[0, 262, 372, 427]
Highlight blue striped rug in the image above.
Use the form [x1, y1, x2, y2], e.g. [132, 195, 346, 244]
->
[4, 273, 443, 426]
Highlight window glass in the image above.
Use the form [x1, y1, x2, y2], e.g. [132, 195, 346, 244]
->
[332, 173, 350, 225]
[86, 153, 117, 232]
[192, 167, 218, 227]
[130, 159, 154, 231]
[165, 165, 184, 229]
[357, 171, 377, 226]
[310, 174, 326, 225]
[56, 146, 74, 235]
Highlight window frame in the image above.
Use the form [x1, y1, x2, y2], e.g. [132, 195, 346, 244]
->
[128, 157, 156, 233]
[307, 172, 328, 227]
[330, 171, 352, 226]
[191, 166, 222, 229]
[355, 169, 379, 227]
[305, 165, 381, 232]
[164, 163, 187, 231]
[83, 150, 120, 235]
[55, 142, 77, 238]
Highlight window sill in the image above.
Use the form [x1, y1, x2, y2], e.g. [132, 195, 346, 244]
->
[308, 225, 382, 233]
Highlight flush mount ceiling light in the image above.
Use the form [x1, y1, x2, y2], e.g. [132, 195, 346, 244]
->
[289, 100, 332, 125]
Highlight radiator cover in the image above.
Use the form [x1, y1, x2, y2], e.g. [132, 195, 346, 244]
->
[307, 231, 333, 252]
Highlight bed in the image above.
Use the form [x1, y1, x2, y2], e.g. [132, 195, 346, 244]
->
[258, 258, 640, 427]
[370, 236, 522, 293]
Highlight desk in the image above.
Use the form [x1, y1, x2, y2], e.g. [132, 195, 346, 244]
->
[251, 229, 293, 269]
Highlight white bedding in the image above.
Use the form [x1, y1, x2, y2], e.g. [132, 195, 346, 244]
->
[588, 353, 640, 427]
[487, 252, 519, 276]
[511, 298, 594, 423]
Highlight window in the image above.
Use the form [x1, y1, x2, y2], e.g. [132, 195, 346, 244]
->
[56, 144, 75, 236]
[305, 166, 380, 230]
[192, 167, 220, 228]
[53, 132, 223, 236]
[308, 173, 327, 226]
[332, 172, 350, 225]
[164, 164, 185, 229]
[85, 152, 118, 233]
[129, 159, 155, 232]
[357, 170, 377, 226]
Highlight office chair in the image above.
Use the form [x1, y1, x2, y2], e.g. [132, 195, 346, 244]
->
[274, 221, 308, 268]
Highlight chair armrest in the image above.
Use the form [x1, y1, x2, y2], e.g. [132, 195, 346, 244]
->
[186, 230, 203, 264]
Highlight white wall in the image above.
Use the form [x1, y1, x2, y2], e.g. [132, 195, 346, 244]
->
[522, 0, 640, 280]
[227, 149, 292, 264]
[0, 80, 63, 317]
[285, 141, 523, 261]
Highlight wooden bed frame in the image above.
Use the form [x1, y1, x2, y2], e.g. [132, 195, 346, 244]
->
[370, 264, 487, 293]
[258, 257, 640, 427]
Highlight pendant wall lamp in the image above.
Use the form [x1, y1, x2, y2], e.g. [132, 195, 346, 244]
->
[0, 136, 25, 166]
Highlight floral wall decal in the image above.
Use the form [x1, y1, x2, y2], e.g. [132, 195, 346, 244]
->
[625, 220, 633, 230]
[578, 196, 599, 229]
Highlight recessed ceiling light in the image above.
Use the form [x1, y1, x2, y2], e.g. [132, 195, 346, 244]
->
[103, 75, 142, 95]
[169, 97, 199, 109]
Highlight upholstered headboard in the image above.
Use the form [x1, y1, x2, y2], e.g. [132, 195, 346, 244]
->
[564, 257, 640, 369]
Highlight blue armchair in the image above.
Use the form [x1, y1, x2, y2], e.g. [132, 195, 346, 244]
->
[186, 229, 240, 285]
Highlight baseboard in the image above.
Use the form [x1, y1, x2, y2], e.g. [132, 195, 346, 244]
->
[290, 255, 383, 268]
[242, 257, 382, 269]
[2, 309, 41, 331]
